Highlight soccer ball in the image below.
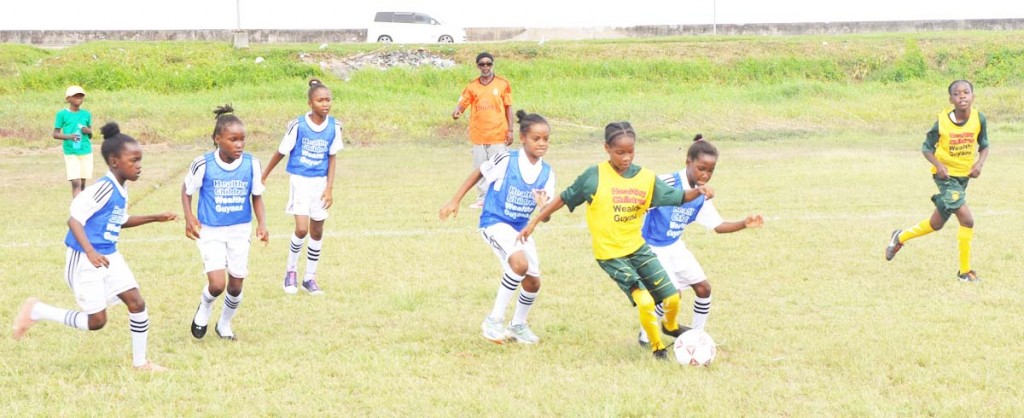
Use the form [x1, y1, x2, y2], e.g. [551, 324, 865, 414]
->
[673, 329, 717, 366]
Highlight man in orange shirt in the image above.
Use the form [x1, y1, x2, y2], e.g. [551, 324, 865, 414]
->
[452, 52, 514, 208]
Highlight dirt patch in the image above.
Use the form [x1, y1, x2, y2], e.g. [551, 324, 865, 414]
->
[299, 49, 456, 81]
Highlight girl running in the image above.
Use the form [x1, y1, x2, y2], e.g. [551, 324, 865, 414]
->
[440, 110, 554, 344]
[637, 134, 763, 347]
[262, 79, 344, 295]
[12, 122, 176, 371]
[516, 122, 710, 360]
[885, 80, 990, 282]
[182, 105, 269, 341]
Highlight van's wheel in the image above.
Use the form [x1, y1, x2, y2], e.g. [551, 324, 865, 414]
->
[377, 35, 393, 43]
[438, 35, 454, 43]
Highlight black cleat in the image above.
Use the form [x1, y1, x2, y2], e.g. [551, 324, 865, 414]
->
[653, 348, 669, 361]
[662, 323, 691, 338]
[957, 270, 980, 283]
[215, 323, 236, 341]
[190, 305, 207, 339]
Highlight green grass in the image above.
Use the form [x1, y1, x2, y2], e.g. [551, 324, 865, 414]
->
[2, 137, 1024, 416]
[2, 32, 1024, 149]
[2, 32, 1024, 416]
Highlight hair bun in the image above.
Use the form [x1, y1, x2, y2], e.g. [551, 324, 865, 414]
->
[100, 122, 121, 139]
[309, 78, 322, 87]
[213, 104, 235, 118]
[515, 109, 527, 123]
[693, 133, 704, 142]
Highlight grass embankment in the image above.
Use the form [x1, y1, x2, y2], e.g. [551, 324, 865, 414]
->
[1, 31, 1023, 149]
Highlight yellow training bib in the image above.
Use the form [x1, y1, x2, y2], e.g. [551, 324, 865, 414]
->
[934, 108, 980, 177]
[586, 162, 656, 260]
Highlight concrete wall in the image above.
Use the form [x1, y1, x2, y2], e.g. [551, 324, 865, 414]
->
[1, 19, 1021, 47]
[468, 18, 1024, 41]
[0, 29, 366, 46]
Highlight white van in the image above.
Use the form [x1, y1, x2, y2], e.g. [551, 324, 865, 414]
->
[367, 12, 467, 44]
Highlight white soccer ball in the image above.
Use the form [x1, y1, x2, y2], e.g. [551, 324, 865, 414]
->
[674, 329, 717, 366]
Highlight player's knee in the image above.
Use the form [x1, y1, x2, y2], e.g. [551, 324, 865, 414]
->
[507, 256, 529, 277]
[693, 281, 711, 298]
[88, 312, 107, 330]
[125, 299, 146, 313]
[226, 283, 243, 297]
[522, 275, 540, 292]
[294, 227, 309, 239]
[633, 289, 655, 311]
[208, 282, 226, 296]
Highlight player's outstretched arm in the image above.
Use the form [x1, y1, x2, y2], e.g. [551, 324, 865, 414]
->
[714, 214, 764, 234]
[517, 195, 565, 243]
[123, 212, 177, 228]
[439, 169, 484, 220]
[181, 184, 201, 240]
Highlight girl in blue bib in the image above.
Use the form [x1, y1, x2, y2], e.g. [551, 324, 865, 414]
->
[440, 110, 555, 344]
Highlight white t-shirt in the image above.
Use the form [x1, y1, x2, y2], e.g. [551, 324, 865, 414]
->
[480, 150, 556, 197]
[277, 112, 344, 156]
[658, 171, 723, 230]
[70, 171, 127, 225]
[182, 151, 266, 197]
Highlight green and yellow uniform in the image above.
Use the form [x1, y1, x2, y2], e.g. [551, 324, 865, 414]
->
[561, 161, 691, 352]
[922, 108, 989, 219]
[898, 108, 989, 277]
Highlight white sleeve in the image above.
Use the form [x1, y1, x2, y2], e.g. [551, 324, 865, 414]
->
[657, 172, 676, 187]
[69, 181, 114, 225]
[695, 199, 724, 230]
[329, 124, 344, 155]
[251, 157, 266, 196]
[542, 170, 556, 196]
[479, 151, 511, 185]
[182, 155, 206, 196]
[277, 120, 299, 155]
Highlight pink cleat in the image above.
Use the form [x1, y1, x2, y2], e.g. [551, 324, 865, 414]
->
[12, 297, 39, 341]
[133, 361, 169, 372]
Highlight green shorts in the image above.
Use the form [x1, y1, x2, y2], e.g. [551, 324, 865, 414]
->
[597, 244, 678, 306]
[931, 176, 969, 221]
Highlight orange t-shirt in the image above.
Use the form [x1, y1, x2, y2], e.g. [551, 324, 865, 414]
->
[457, 76, 512, 145]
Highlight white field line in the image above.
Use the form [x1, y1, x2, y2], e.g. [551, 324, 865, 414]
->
[1, 209, 1017, 249]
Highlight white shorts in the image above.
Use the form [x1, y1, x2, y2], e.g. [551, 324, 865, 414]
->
[286, 174, 329, 221]
[650, 239, 707, 289]
[480, 223, 540, 277]
[64, 153, 94, 181]
[196, 223, 252, 277]
[65, 248, 138, 315]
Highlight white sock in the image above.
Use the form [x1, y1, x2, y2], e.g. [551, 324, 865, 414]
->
[489, 272, 523, 321]
[287, 234, 304, 272]
[692, 296, 711, 330]
[193, 285, 217, 327]
[128, 310, 150, 367]
[31, 301, 88, 330]
[305, 239, 322, 281]
[510, 289, 538, 326]
[219, 292, 242, 328]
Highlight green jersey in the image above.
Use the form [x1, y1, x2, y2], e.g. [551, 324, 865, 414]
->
[54, 108, 92, 155]
[559, 163, 686, 212]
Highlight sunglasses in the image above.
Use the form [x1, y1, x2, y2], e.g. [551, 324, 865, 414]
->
[477, 61, 493, 67]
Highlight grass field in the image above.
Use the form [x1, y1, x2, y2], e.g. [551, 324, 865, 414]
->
[2, 33, 1024, 416]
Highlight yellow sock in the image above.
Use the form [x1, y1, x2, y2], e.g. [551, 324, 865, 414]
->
[899, 218, 935, 243]
[661, 293, 681, 332]
[632, 288, 663, 352]
[958, 226, 973, 273]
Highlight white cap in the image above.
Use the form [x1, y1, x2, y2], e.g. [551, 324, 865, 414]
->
[65, 85, 86, 97]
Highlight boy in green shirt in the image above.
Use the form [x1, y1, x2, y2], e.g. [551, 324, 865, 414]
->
[52, 85, 94, 197]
